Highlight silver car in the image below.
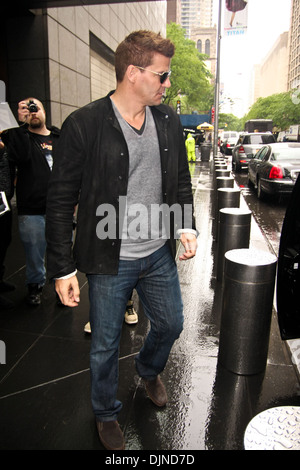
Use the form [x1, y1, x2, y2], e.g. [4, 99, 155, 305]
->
[232, 132, 276, 172]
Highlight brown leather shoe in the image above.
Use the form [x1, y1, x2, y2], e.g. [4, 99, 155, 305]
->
[143, 376, 168, 407]
[96, 420, 125, 450]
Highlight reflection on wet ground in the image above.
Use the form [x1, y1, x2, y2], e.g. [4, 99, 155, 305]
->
[234, 171, 289, 256]
[0, 157, 299, 450]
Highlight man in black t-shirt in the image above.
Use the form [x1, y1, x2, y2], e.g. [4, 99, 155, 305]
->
[2, 98, 60, 305]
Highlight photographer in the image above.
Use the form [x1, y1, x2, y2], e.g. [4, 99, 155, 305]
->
[1, 98, 60, 305]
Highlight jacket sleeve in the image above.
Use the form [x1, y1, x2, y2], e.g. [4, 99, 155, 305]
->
[1, 126, 31, 164]
[46, 114, 86, 280]
[175, 115, 197, 233]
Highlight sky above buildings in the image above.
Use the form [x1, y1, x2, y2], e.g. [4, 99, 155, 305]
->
[213, 0, 292, 117]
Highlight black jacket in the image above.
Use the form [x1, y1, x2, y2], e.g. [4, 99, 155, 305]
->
[46, 92, 196, 279]
[0, 146, 15, 200]
[2, 125, 60, 215]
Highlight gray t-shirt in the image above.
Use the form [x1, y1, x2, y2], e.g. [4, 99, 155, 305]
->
[112, 102, 166, 260]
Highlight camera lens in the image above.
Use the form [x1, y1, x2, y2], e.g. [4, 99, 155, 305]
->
[28, 101, 38, 113]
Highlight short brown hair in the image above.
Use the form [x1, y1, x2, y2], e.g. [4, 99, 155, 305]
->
[115, 30, 175, 82]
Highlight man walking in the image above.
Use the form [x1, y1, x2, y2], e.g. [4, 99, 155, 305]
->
[2, 98, 60, 305]
[46, 30, 197, 450]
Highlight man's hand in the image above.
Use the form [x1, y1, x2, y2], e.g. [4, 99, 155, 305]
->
[17, 100, 30, 123]
[55, 276, 80, 307]
[179, 232, 197, 261]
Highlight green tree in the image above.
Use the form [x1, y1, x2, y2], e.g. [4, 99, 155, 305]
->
[165, 23, 214, 114]
[218, 113, 243, 131]
[242, 91, 300, 130]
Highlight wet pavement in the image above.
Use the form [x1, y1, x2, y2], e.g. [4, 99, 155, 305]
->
[0, 151, 300, 451]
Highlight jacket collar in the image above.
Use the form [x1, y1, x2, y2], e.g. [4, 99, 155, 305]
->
[104, 90, 170, 124]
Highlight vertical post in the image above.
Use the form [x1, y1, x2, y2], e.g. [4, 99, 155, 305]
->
[213, 0, 222, 159]
[218, 249, 277, 375]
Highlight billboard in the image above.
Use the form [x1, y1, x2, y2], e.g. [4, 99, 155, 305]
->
[224, 0, 248, 37]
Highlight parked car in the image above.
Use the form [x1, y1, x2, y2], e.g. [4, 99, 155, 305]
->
[277, 172, 300, 340]
[219, 131, 239, 155]
[248, 142, 300, 199]
[232, 132, 276, 172]
[220, 135, 239, 155]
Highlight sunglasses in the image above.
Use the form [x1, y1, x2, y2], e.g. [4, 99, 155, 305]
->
[135, 66, 171, 84]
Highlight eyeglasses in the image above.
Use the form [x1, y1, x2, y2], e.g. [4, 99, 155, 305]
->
[135, 66, 171, 84]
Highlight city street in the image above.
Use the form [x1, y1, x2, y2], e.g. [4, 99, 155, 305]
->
[234, 171, 288, 257]
[0, 154, 299, 451]
[1, 0, 300, 452]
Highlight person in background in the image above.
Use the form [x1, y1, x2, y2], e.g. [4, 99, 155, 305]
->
[84, 291, 138, 333]
[0, 138, 15, 309]
[2, 99, 60, 306]
[185, 133, 196, 162]
[46, 30, 197, 450]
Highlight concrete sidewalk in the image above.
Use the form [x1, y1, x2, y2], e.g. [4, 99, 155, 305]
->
[0, 154, 299, 450]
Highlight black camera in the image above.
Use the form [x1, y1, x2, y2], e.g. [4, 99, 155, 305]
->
[27, 100, 38, 113]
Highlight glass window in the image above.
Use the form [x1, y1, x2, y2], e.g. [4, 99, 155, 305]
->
[205, 39, 210, 56]
[272, 148, 300, 160]
[248, 134, 275, 144]
[256, 147, 268, 160]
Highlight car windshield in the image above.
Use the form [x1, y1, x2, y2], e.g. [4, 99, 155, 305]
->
[244, 134, 275, 144]
[272, 149, 300, 161]
[223, 132, 238, 139]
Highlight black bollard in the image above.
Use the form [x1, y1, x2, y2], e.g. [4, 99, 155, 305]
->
[215, 188, 240, 241]
[215, 163, 228, 171]
[211, 160, 226, 175]
[215, 169, 231, 178]
[214, 160, 226, 167]
[217, 208, 252, 281]
[216, 176, 234, 190]
[218, 248, 277, 375]
[217, 187, 240, 212]
[213, 165, 228, 178]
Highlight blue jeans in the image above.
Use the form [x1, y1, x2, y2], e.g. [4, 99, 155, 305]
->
[87, 243, 184, 422]
[18, 215, 47, 286]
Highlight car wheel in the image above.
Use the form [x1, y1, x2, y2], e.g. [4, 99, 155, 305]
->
[257, 178, 265, 200]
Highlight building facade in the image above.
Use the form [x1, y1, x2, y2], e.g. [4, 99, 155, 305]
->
[181, 0, 213, 38]
[179, 0, 216, 81]
[167, 0, 182, 24]
[2, 2, 167, 128]
[251, 0, 300, 104]
[190, 25, 217, 80]
[288, 0, 300, 90]
[252, 32, 289, 102]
